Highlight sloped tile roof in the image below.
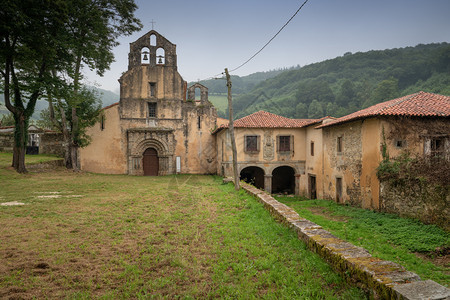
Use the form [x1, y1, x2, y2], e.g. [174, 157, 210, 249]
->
[102, 102, 119, 110]
[317, 91, 450, 128]
[211, 111, 320, 134]
[233, 110, 317, 128]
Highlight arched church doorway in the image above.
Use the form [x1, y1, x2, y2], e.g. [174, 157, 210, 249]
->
[272, 166, 295, 194]
[240, 166, 265, 189]
[143, 148, 159, 176]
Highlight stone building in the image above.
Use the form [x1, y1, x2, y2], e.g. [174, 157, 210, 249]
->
[213, 92, 449, 226]
[212, 111, 333, 195]
[79, 30, 218, 175]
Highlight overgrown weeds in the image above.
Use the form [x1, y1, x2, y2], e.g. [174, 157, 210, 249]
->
[275, 196, 449, 286]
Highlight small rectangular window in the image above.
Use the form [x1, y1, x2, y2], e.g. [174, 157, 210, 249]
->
[245, 135, 259, 152]
[395, 140, 406, 148]
[310, 141, 314, 156]
[279, 136, 291, 152]
[149, 82, 156, 97]
[337, 136, 343, 153]
[431, 138, 444, 157]
[100, 115, 105, 131]
[198, 116, 201, 129]
[336, 177, 343, 203]
[148, 102, 157, 118]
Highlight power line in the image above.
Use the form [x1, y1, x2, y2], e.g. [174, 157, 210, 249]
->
[229, 0, 310, 73]
[199, 0, 310, 82]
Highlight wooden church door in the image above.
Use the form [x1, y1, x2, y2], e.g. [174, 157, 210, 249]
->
[143, 148, 159, 176]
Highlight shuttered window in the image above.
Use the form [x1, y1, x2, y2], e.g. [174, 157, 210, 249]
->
[278, 135, 292, 152]
[245, 135, 260, 152]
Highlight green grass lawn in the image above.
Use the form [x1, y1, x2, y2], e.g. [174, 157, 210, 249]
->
[0, 152, 61, 166]
[275, 196, 449, 287]
[208, 94, 228, 114]
[0, 153, 366, 299]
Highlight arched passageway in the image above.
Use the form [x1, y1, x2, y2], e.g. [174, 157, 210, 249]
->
[143, 148, 159, 176]
[240, 166, 265, 189]
[272, 166, 295, 194]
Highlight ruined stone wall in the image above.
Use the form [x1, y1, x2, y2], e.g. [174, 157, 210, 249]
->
[0, 133, 14, 152]
[380, 181, 449, 230]
[322, 121, 363, 206]
[378, 117, 450, 229]
[40, 133, 64, 156]
[0, 132, 63, 156]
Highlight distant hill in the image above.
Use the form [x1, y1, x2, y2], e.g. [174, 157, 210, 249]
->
[0, 87, 119, 120]
[198, 43, 450, 119]
[189, 67, 299, 95]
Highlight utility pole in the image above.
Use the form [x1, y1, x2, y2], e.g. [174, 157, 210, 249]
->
[225, 68, 240, 190]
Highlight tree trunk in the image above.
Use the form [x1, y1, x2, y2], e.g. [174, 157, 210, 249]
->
[70, 54, 82, 171]
[225, 68, 240, 191]
[12, 113, 28, 173]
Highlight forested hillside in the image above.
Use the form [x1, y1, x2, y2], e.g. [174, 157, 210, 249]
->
[222, 43, 450, 119]
[191, 67, 299, 96]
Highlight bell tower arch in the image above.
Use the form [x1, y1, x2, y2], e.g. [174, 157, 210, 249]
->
[127, 30, 177, 69]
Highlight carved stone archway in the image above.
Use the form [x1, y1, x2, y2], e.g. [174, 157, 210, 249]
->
[127, 128, 174, 175]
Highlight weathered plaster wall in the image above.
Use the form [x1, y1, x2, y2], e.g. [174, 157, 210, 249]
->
[302, 125, 324, 198]
[360, 118, 381, 209]
[79, 105, 127, 174]
[381, 117, 450, 159]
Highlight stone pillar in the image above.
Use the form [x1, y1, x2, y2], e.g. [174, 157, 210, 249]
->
[295, 174, 301, 196]
[264, 175, 272, 194]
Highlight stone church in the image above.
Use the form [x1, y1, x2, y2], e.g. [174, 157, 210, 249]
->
[79, 30, 218, 175]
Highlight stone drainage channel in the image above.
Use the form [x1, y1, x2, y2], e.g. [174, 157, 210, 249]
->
[237, 181, 449, 300]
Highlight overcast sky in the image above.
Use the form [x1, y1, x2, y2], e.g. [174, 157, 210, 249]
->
[83, 0, 450, 94]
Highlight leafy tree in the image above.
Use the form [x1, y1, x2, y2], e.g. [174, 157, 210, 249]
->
[295, 80, 335, 106]
[336, 79, 356, 106]
[307, 99, 324, 119]
[58, 0, 141, 171]
[435, 45, 450, 73]
[0, 0, 67, 173]
[0, 113, 14, 126]
[363, 78, 399, 108]
[295, 102, 307, 118]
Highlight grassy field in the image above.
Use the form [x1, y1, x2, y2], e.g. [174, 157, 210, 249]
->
[208, 94, 228, 115]
[0, 153, 366, 299]
[276, 197, 449, 287]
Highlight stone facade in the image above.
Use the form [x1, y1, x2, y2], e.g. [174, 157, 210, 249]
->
[79, 30, 218, 175]
[322, 121, 364, 206]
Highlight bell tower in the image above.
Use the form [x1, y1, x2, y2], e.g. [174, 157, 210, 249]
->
[118, 30, 186, 120]
[127, 30, 177, 70]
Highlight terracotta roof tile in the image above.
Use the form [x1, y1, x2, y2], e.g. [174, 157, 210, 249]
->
[233, 111, 317, 128]
[317, 91, 450, 128]
[211, 111, 320, 134]
[102, 102, 119, 110]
